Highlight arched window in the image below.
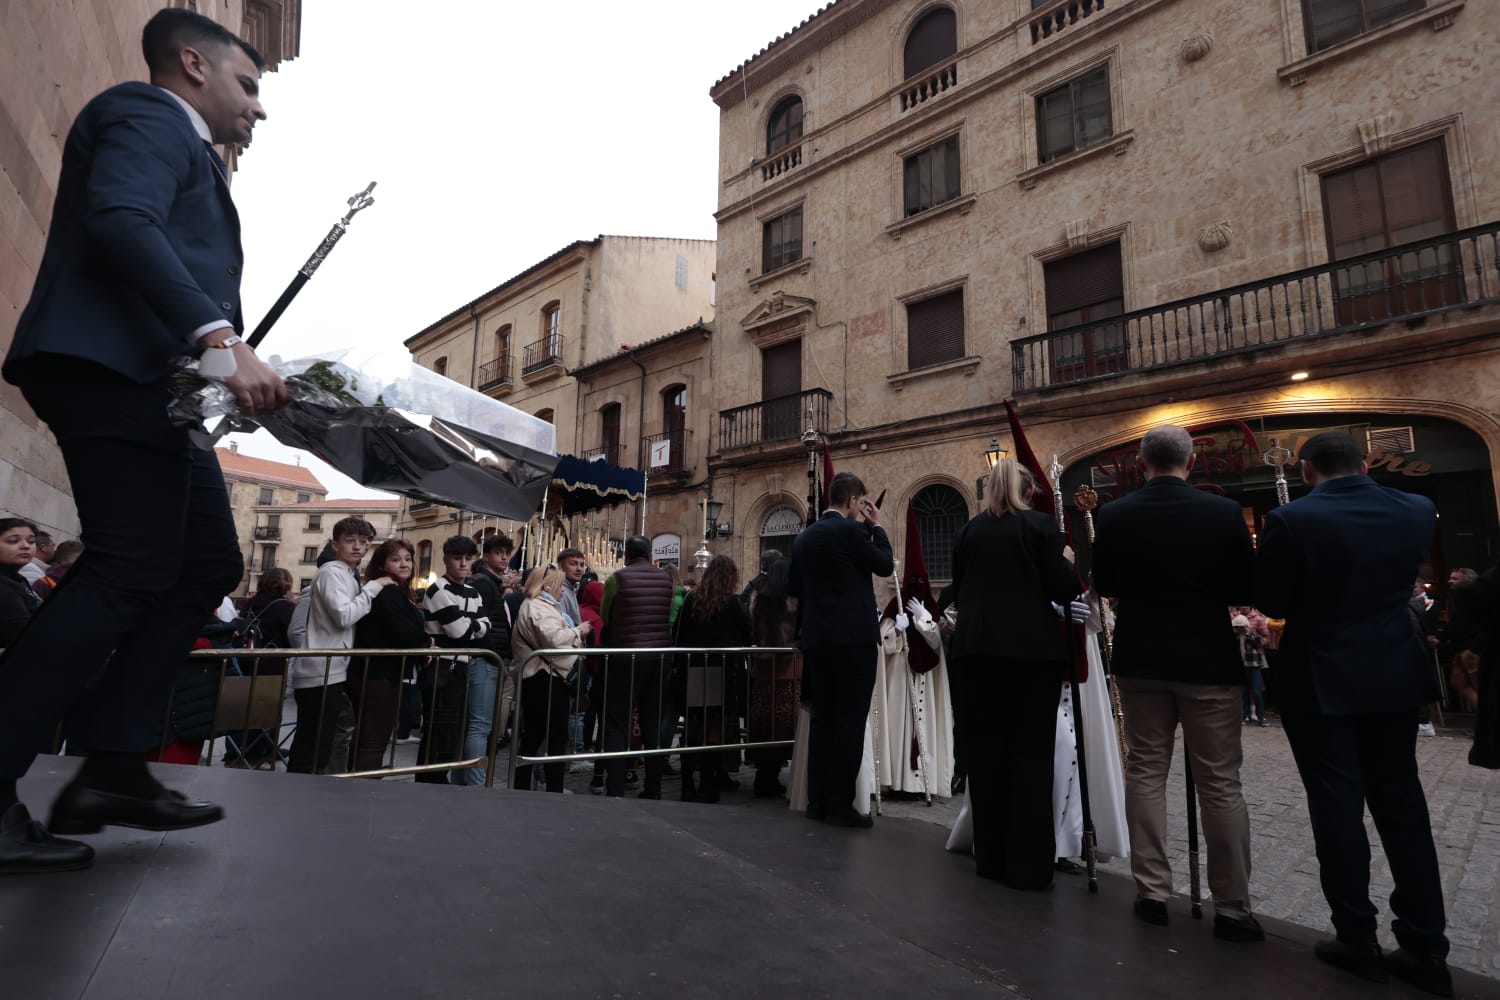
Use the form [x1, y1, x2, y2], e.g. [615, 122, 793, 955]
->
[600, 402, 622, 466]
[912, 483, 968, 580]
[497, 325, 512, 377]
[766, 96, 804, 154]
[417, 540, 433, 579]
[904, 7, 957, 79]
[659, 385, 687, 472]
[541, 301, 561, 357]
[433, 356, 448, 377]
[535, 408, 554, 425]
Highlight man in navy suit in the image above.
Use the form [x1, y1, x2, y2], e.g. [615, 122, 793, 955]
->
[788, 472, 893, 827]
[1256, 432, 1450, 995]
[0, 8, 287, 875]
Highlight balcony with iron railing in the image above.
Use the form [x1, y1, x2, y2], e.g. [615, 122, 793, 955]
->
[253, 525, 280, 541]
[522, 335, 564, 377]
[643, 429, 689, 474]
[718, 388, 833, 451]
[477, 355, 513, 391]
[1011, 221, 1500, 394]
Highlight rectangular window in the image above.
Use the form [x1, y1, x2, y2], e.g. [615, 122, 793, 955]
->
[1044, 242, 1126, 384]
[1037, 66, 1112, 163]
[760, 340, 802, 442]
[302, 546, 318, 564]
[258, 486, 273, 504]
[905, 289, 965, 370]
[307, 514, 321, 531]
[1303, 0, 1426, 53]
[296, 492, 311, 503]
[267, 513, 280, 530]
[300, 577, 313, 590]
[903, 136, 960, 216]
[1322, 138, 1459, 324]
[675, 255, 688, 289]
[601, 405, 622, 467]
[261, 544, 277, 569]
[762, 207, 803, 273]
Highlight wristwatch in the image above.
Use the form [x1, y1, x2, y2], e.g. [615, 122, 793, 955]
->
[209, 334, 244, 349]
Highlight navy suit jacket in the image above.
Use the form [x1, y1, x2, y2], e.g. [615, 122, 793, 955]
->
[1094, 476, 1254, 685]
[1254, 475, 1438, 716]
[787, 511, 894, 652]
[6, 83, 244, 385]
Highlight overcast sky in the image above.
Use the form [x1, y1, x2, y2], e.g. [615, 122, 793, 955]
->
[224, 0, 820, 497]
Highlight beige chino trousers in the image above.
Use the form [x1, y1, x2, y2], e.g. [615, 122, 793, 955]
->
[1116, 677, 1253, 920]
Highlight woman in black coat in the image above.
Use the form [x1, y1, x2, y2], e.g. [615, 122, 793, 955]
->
[951, 460, 1080, 890]
[0, 518, 42, 647]
[347, 539, 428, 771]
[675, 555, 752, 802]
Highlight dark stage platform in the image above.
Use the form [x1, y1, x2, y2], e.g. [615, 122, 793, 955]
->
[4, 760, 1496, 1000]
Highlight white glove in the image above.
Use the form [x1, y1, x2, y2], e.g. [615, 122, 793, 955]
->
[905, 597, 933, 626]
[1054, 598, 1092, 621]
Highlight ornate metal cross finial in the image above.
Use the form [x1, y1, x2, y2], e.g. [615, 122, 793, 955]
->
[341, 181, 377, 225]
[1263, 437, 1294, 506]
[1074, 483, 1099, 543]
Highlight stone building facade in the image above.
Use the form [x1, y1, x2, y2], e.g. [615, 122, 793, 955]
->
[251, 497, 401, 592]
[400, 236, 717, 571]
[707, 0, 1500, 588]
[216, 443, 325, 596]
[0, 1, 301, 536]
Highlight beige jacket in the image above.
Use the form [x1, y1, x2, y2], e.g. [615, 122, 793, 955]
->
[511, 595, 585, 680]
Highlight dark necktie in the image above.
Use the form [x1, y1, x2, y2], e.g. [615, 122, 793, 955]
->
[204, 141, 229, 184]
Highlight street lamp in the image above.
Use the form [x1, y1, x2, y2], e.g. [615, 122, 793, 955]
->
[977, 438, 1009, 500]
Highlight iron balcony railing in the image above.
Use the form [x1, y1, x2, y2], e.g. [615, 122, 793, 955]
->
[477, 355, 513, 391]
[718, 388, 832, 451]
[1012, 220, 1500, 393]
[643, 428, 688, 473]
[522, 335, 564, 376]
[253, 525, 280, 541]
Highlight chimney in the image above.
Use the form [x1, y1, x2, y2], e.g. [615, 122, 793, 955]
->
[228, 441, 239, 454]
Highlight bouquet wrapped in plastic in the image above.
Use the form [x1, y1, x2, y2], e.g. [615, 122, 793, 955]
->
[171, 347, 559, 518]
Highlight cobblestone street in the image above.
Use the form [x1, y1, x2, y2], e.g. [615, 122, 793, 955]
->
[874, 722, 1500, 980]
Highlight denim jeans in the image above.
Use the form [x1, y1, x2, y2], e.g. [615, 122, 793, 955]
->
[453, 659, 500, 786]
[1242, 668, 1265, 723]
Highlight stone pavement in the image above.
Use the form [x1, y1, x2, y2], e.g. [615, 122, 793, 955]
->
[871, 721, 1500, 980]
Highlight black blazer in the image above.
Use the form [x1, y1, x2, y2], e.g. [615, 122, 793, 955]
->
[1255, 475, 1438, 716]
[6, 83, 244, 385]
[788, 511, 893, 651]
[1094, 476, 1253, 685]
[950, 508, 1079, 664]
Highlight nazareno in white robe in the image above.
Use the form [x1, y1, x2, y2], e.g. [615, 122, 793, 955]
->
[946, 599, 1129, 860]
[877, 611, 955, 797]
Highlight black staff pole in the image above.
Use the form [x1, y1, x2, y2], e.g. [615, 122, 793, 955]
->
[246, 182, 377, 349]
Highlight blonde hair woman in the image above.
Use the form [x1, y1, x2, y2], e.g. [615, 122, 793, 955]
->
[511, 565, 591, 791]
[949, 458, 1080, 890]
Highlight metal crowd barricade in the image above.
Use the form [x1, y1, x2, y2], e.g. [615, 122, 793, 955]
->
[167, 646, 507, 786]
[506, 645, 800, 794]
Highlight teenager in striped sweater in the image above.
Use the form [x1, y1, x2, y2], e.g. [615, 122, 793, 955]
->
[420, 536, 491, 784]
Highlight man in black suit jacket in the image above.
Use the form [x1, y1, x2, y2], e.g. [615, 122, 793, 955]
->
[0, 9, 287, 875]
[789, 472, 893, 827]
[1256, 432, 1450, 994]
[1094, 425, 1262, 942]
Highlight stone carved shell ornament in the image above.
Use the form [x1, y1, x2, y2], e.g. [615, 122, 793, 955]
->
[1180, 30, 1213, 64]
[1197, 221, 1232, 253]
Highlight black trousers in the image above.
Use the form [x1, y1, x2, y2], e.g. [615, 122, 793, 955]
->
[515, 671, 569, 792]
[289, 684, 351, 775]
[0, 359, 242, 780]
[805, 644, 877, 816]
[962, 656, 1059, 890]
[415, 660, 467, 784]
[1282, 706, 1449, 958]
[602, 655, 665, 797]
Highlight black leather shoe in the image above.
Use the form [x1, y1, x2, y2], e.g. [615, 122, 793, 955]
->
[49, 783, 225, 835]
[1387, 947, 1453, 997]
[805, 802, 827, 821]
[1313, 938, 1388, 984]
[1133, 897, 1169, 926]
[0, 803, 94, 874]
[823, 809, 874, 829]
[1213, 913, 1266, 942]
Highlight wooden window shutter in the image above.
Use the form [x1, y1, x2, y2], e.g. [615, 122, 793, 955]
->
[907, 289, 964, 369]
[761, 340, 801, 400]
[1044, 243, 1123, 320]
[1379, 140, 1454, 243]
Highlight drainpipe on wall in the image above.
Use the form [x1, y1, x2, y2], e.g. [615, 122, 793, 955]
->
[468, 305, 480, 388]
[629, 346, 648, 533]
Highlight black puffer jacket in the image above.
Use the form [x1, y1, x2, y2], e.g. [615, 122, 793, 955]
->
[0, 565, 41, 647]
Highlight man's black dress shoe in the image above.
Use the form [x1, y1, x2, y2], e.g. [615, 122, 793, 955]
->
[0, 803, 94, 874]
[1213, 913, 1266, 942]
[823, 809, 874, 829]
[1313, 938, 1388, 984]
[805, 803, 827, 821]
[1387, 947, 1453, 997]
[48, 783, 225, 835]
[1133, 897, 1169, 926]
